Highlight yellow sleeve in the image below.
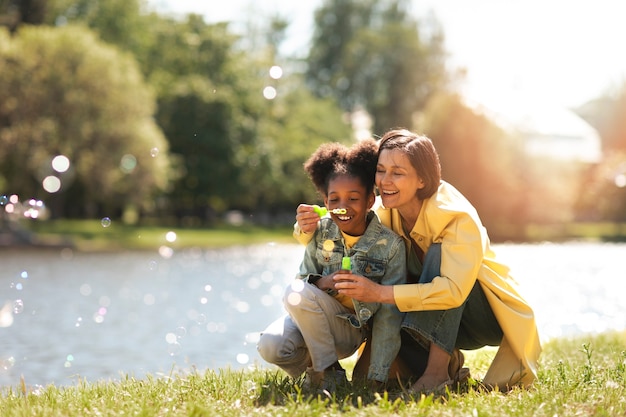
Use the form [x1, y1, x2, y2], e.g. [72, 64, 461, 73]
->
[293, 222, 314, 245]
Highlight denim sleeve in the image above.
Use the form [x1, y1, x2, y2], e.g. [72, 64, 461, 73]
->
[367, 236, 407, 382]
[298, 232, 322, 278]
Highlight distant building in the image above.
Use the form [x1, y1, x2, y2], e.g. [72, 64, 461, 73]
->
[466, 95, 602, 164]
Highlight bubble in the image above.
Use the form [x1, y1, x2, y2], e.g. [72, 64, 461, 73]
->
[51, 155, 70, 172]
[80, 284, 92, 296]
[206, 322, 228, 333]
[615, 173, 626, 188]
[43, 176, 62, 193]
[260, 295, 273, 306]
[234, 301, 250, 313]
[236, 353, 249, 364]
[143, 293, 155, 305]
[204, 284, 212, 292]
[175, 327, 186, 339]
[1, 357, 16, 370]
[99, 296, 111, 307]
[165, 332, 177, 344]
[200, 297, 208, 304]
[66, 354, 74, 362]
[263, 86, 277, 100]
[286, 292, 301, 306]
[93, 312, 104, 323]
[13, 300, 24, 314]
[120, 154, 137, 173]
[20, 271, 28, 279]
[101, 217, 112, 227]
[165, 231, 177, 243]
[0, 195, 7, 205]
[150, 147, 159, 158]
[15, 283, 23, 291]
[158, 246, 174, 259]
[196, 314, 207, 325]
[75, 317, 82, 327]
[167, 342, 181, 356]
[269, 65, 283, 79]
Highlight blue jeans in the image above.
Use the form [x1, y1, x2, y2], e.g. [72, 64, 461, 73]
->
[401, 243, 503, 359]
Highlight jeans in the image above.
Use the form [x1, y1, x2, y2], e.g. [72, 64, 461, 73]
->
[257, 282, 365, 378]
[401, 243, 504, 356]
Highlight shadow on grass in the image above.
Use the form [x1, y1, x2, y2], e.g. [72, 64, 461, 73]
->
[254, 370, 476, 408]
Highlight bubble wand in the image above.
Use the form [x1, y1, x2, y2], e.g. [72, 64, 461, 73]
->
[313, 205, 347, 216]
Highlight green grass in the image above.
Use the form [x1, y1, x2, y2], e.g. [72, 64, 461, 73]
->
[2, 331, 625, 416]
[24, 219, 296, 251]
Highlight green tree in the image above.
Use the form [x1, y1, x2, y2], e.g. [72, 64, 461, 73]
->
[306, 0, 447, 133]
[0, 25, 173, 219]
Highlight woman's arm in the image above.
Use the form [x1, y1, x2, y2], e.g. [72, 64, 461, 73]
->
[334, 274, 396, 304]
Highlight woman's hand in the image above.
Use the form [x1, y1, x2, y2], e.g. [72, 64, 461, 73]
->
[333, 273, 396, 304]
[296, 204, 320, 234]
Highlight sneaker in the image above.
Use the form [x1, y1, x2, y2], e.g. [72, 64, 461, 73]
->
[303, 367, 348, 394]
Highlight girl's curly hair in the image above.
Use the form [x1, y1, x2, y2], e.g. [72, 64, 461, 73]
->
[304, 139, 378, 197]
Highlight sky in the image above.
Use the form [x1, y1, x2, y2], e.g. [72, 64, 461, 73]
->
[147, 0, 626, 109]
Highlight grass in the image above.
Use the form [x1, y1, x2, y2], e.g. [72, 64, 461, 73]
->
[1, 331, 625, 416]
[22, 219, 296, 251]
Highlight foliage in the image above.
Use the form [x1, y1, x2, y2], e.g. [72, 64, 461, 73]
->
[0, 25, 173, 219]
[306, 0, 447, 134]
[1, 331, 625, 416]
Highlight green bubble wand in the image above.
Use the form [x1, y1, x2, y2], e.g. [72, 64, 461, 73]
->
[313, 205, 347, 216]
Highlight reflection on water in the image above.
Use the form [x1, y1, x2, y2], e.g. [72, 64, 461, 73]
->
[0, 241, 624, 388]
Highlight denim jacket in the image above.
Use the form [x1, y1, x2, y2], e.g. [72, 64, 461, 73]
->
[299, 211, 406, 382]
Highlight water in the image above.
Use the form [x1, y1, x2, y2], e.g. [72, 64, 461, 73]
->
[0, 241, 624, 388]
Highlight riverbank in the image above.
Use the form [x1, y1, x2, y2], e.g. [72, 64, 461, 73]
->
[11, 219, 295, 252]
[2, 330, 625, 417]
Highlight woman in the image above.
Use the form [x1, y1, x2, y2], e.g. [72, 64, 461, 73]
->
[294, 128, 541, 392]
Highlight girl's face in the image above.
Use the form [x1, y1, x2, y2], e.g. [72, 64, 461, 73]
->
[324, 175, 375, 237]
[375, 149, 425, 209]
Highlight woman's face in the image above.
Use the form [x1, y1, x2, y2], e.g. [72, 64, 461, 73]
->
[375, 148, 425, 209]
[324, 174, 375, 237]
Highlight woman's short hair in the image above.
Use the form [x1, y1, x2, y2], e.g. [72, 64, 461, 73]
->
[378, 129, 441, 200]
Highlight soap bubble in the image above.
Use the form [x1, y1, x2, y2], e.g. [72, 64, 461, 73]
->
[101, 217, 112, 227]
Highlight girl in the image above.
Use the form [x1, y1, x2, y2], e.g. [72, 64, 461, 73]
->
[257, 139, 407, 392]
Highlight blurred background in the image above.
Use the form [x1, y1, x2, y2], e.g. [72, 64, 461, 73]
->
[1, 0, 626, 241]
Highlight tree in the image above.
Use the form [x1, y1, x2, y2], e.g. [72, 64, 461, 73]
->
[0, 25, 173, 219]
[306, 0, 447, 133]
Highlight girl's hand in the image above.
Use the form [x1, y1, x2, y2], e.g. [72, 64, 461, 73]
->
[296, 204, 320, 234]
[333, 273, 394, 304]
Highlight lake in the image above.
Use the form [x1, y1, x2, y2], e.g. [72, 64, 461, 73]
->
[1, 241, 624, 389]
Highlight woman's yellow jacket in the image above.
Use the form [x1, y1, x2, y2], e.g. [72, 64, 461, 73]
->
[295, 181, 541, 390]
